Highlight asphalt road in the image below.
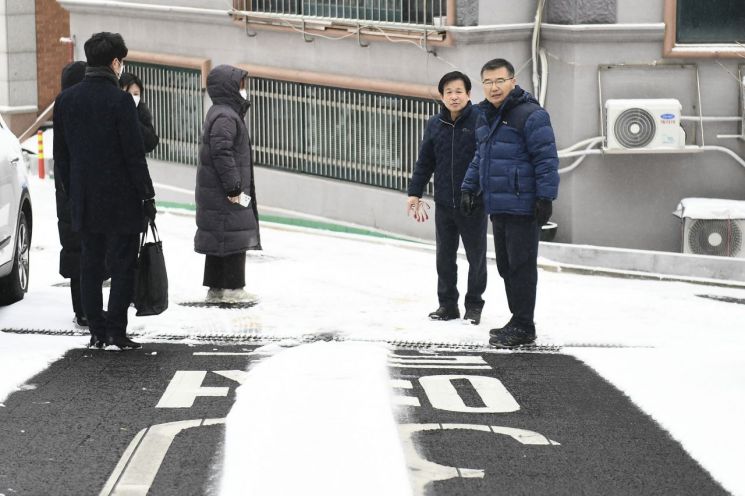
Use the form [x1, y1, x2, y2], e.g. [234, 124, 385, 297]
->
[0, 342, 728, 496]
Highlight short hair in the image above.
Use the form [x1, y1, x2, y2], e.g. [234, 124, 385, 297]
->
[480, 58, 515, 78]
[84, 32, 128, 67]
[120, 72, 144, 95]
[60, 61, 86, 90]
[438, 71, 472, 94]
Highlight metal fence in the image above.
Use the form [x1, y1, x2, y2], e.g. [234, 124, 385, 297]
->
[242, 0, 447, 26]
[248, 77, 438, 194]
[127, 62, 204, 166]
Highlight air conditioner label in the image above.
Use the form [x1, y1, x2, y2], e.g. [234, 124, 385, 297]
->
[660, 113, 677, 125]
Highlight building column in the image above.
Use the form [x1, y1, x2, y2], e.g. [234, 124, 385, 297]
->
[0, 0, 38, 136]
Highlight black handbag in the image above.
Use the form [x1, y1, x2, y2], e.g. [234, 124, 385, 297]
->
[133, 220, 168, 316]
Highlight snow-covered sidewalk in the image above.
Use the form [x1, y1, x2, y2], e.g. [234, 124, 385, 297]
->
[1, 176, 744, 495]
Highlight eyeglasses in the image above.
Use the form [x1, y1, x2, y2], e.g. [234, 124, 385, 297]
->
[482, 77, 514, 87]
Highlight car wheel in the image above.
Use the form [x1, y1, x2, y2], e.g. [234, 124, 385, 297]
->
[0, 210, 30, 305]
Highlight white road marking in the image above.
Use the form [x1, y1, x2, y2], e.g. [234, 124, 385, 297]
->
[389, 355, 491, 370]
[419, 375, 521, 413]
[399, 423, 560, 494]
[155, 371, 229, 408]
[99, 418, 225, 496]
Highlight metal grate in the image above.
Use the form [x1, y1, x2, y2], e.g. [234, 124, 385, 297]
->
[127, 62, 204, 166]
[247, 77, 438, 194]
[244, 0, 447, 27]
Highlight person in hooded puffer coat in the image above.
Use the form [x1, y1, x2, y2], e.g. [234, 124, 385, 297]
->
[194, 65, 261, 303]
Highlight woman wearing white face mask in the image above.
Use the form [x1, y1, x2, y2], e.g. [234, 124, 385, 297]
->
[120, 72, 160, 153]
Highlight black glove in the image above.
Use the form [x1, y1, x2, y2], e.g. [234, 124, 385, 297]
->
[535, 198, 552, 226]
[143, 198, 157, 223]
[460, 191, 475, 216]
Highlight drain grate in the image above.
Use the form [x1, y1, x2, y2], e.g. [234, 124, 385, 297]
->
[177, 301, 259, 309]
[0, 328, 648, 353]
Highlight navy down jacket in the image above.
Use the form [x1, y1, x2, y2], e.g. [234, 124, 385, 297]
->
[461, 87, 559, 216]
[407, 102, 481, 208]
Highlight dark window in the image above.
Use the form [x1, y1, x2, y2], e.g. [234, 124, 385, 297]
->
[676, 0, 745, 44]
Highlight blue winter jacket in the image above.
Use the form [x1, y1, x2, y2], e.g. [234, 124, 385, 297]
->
[407, 102, 481, 208]
[461, 87, 559, 216]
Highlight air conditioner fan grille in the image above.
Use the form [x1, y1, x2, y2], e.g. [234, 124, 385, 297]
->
[613, 107, 656, 148]
[687, 219, 743, 256]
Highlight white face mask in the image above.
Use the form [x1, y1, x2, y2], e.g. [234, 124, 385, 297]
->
[132, 95, 140, 107]
[239, 89, 247, 100]
[115, 60, 125, 79]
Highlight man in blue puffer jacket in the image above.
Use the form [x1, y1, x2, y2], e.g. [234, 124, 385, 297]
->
[461, 58, 559, 348]
[407, 71, 488, 325]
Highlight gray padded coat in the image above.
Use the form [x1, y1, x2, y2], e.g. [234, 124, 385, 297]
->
[194, 65, 261, 256]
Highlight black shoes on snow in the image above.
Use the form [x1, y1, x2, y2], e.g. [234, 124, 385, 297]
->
[428, 306, 460, 321]
[88, 334, 104, 349]
[489, 324, 536, 348]
[429, 306, 482, 325]
[105, 335, 142, 350]
[87, 334, 141, 350]
[463, 308, 482, 325]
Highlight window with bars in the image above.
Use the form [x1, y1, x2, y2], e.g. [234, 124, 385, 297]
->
[126, 62, 204, 166]
[247, 77, 438, 194]
[237, 0, 447, 27]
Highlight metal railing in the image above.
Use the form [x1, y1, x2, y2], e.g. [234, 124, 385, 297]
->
[127, 62, 204, 166]
[241, 0, 447, 27]
[248, 77, 438, 194]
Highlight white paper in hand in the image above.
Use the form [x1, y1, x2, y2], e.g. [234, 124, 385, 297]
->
[238, 192, 251, 207]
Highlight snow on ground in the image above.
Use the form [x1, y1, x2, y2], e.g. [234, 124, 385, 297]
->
[221, 341, 412, 496]
[1, 176, 744, 494]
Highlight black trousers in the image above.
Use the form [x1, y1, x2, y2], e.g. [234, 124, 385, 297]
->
[203, 253, 246, 289]
[435, 202, 488, 310]
[491, 215, 540, 330]
[70, 276, 83, 317]
[80, 231, 140, 338]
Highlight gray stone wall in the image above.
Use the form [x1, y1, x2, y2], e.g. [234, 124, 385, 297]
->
[455, 0, 478, 26]
[545, 0, 617, 24]
[0, 0, 37, 109]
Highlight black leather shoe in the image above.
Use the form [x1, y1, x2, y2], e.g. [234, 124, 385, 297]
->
[428, 306, 460, 321]
[489, 324, 536, 348]
[105, 335, 142, 350]
[87, 334, 104, 349]
[489, 319, 519, 338]
[463, 308, 482, 325]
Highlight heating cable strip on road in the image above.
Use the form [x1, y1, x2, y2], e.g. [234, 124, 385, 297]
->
[0, 327, 655, 353]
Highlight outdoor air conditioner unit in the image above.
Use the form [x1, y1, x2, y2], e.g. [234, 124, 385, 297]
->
[605, 99, 686, 152]
[674, 198, 745, 258]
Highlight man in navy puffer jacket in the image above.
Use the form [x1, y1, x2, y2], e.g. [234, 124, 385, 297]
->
[461, 58, 559, 347]
[407, 71, 488, 325]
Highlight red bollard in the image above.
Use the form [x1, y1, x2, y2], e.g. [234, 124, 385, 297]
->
[37, 130, 45, 179]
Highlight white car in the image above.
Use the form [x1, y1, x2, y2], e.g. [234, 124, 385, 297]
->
[0, 114, 31, 305]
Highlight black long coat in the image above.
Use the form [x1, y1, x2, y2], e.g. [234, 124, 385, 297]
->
[194, 65, 261, 256]
[137, 101, 159, 154]
[54, 62, 85, 278]
[53, 69, 155, 234]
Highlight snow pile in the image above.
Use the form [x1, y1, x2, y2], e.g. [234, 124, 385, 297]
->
[220, 341, 412, 496]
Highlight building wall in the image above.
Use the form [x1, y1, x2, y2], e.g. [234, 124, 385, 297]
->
[0, 0, 38, 135]
[35, 0, 70, 114]
[58, 0, 745, 253]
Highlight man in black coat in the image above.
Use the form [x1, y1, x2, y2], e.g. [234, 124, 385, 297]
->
[53, 32, 156, 350]
[407, 71, 488, 325]
[53, 61, 87, 328]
